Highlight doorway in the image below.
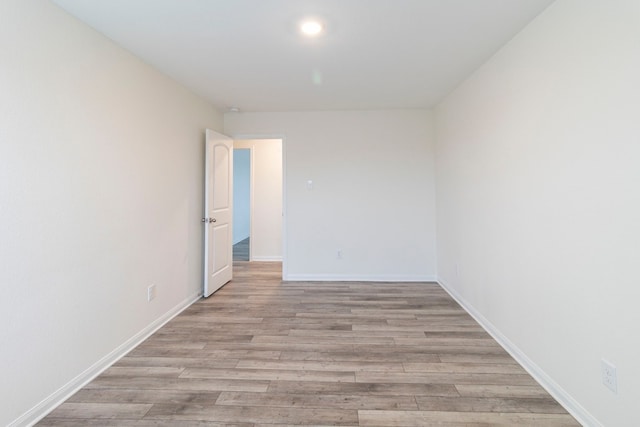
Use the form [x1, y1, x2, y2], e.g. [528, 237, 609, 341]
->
[232, 139, 283, 263]
[232, 149, 250, 261]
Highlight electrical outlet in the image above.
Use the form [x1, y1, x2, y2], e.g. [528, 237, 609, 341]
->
[147, 284, 156, 302]
[455, 262, 460, 278]
[336, 249, 342, 260]
[601, 359, 617, 393]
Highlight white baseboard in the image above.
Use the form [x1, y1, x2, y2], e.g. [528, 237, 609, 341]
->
[437, 277, 600, 427]
[250, 256, 282, 262]
[11, 292, 202, 427]
[284, 273, 437, 282]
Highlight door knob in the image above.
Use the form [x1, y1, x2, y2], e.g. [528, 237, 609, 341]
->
[209, 218, 217, 223]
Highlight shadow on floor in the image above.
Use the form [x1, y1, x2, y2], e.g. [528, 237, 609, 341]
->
[233, 237, 249, 261]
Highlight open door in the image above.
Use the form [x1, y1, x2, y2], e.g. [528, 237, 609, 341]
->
[203, 130, 233, 297]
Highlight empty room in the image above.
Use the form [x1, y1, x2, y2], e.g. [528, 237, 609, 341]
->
[1, 1, 638, 426]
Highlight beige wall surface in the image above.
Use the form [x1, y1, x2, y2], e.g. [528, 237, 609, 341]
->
[225, 110, 436, 281]
[435, 1, 640, 425]
[0, 1, 222, 425]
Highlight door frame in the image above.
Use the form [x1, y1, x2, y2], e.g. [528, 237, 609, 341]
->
[229, 133, 287, 279]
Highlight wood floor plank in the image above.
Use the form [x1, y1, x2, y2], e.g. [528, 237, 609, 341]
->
[134, 342, 206, 351]
[144, 404, 358, 425]
[126, 348, 281, 359]
[358, 410, 580, 426]
[393, 336, 504, 347]
[402, 362, 527, 374]
[236, 359, 404, 372]
[83, 377, 270, 393]
[45, 402, 152, 419]
[279, 350, 440, 363]
[252, 334, 396, 345]
[455, 384, 552, 398]
[37, 262, 578, 426]
[115, 356, 240, 369]
[437, 354, 519, 364]
[356, 372, 539, 386]
[37, 420, 250, 427]
[266, 380, 460, 397]
[287, 328, 427, 338]
[205, 342, 359, 353]
[67, 389, 221, 405]
[414, 395, 570, 414]
[100, 367, 184, 378]
[296, 312, 414, 321]
[215, 391, 419, 410]
[348, 344, 512, 355]
[180, 367, 356, 382]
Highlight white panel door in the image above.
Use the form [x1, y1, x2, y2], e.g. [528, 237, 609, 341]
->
[204, 130, 233, 297]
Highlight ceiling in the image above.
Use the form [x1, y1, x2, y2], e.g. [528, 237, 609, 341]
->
[51, 0, 555, 112]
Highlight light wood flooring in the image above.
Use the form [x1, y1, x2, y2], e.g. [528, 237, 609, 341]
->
[38, 262, 579, 426]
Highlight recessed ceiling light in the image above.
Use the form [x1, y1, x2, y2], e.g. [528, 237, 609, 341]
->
[300, 20, 323, 37]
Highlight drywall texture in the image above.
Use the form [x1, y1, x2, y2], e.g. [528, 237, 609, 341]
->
[435, 1, 640, 425]
[232, 149, 251, 244]
[234, 140, 283, 261]
[225, 110, 436, 281]
[0, 1, 222, 425]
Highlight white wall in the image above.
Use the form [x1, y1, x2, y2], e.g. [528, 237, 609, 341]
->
[225, 110, 436, 281]
[232, 149, 251, 244]
[0, 1, 222, 425]
[435, 1, 640, 425]
[233, 139, 283, 261]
